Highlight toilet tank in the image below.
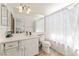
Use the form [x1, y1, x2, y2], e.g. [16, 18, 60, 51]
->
[32, 32, 45, 41]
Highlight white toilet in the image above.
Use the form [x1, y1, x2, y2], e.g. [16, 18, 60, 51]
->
[41, 40, 51, 53]
[39, 34, 51, 53]
[32, 32, 51, 53]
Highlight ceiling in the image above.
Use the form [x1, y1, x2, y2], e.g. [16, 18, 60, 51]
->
[5, 3, 71, 20]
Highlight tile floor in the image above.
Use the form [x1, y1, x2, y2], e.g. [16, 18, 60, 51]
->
[38, 49, 63, 56]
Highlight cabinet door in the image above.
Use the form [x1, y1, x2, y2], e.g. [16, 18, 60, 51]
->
[20, 38, 39, 56]
[0, 44, 4, 51]
[0, 44, 4, 56]
[25, 38, 39, 56]
[0, 51, 4, 56]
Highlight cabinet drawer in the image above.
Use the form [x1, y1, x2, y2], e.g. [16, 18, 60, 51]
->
[5, 42, 18, 49]
[5, 48, 19, 56]
[0, 44, 4, 51]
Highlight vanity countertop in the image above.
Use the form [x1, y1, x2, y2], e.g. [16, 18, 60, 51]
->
[0, 34, 40, 44]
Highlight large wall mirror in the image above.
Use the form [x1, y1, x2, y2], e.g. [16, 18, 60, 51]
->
[0, 4, 8, 36]
[1, 4, 8, 26]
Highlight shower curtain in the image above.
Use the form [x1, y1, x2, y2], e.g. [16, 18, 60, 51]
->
[45, 4, 79, 56]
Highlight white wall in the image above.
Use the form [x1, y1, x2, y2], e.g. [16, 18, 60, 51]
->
[35, 18, 44, 32]
[7, 11, 11, 31]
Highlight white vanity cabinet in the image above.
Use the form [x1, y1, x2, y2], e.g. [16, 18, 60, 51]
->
[19, 38, 39, 56]
[0, 35, 39, 56]
[0, 44, 4, 56]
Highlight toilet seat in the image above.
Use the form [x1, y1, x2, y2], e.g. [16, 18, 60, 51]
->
[41, 41, 51, 47]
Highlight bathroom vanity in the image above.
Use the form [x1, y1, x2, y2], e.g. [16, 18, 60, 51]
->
[0, 34, 40, 56]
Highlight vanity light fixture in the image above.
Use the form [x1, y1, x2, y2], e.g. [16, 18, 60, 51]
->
[17, 4, 31, 14]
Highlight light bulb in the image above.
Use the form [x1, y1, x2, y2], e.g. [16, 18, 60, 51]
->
[27, 8, 31, 12]
[26, 8, 31, 14]
[18, 5, 23, 13]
